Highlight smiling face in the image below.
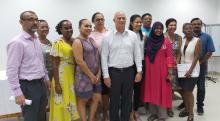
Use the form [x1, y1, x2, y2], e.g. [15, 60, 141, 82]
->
[167, 21, 177, 34]
[60, 21, 73, 39]
[37, 21, 49, 37]
[114, 12, 126, 32]
[142, 15, 152, 28]
[20, 11, 39, 34]
[131, 17, 142, 32]
[154, 26, 163, 36]
[93, 13, 105, 28]
[80, 19, 92, 37]
[191, 19, 202, 33]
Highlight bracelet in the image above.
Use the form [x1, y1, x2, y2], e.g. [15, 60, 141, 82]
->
[137, 71, 143, 75]
[168, 69, 173, 75]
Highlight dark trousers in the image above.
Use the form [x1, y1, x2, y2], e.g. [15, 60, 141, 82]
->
[196, 63, 207, 110]
[133, 81, 142, 111]
[133, 60, 145, 111]
[20, 78, 47, 121]
[109, 66, 135, 121]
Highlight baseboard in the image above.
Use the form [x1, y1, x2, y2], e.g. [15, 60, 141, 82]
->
[0, 108, 50, 119]
[0, 112, 21, 119]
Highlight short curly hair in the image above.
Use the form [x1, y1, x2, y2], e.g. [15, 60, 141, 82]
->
[55, 20, 69, 35]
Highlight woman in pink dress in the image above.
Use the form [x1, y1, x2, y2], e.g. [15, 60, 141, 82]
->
[142, 22, 174, 121]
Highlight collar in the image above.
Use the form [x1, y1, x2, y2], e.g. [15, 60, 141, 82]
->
[113, 29, 128, 36]
[22, 31, 37, 41]
[142, 26, 151, 30]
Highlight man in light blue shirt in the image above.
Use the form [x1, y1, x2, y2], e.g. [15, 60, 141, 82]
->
[141, 13, 152, 37]
[191, 18, 215, 116]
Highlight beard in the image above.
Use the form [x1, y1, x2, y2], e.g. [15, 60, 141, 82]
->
[30, 28, 38, 33]
[193, 28, 201, 34]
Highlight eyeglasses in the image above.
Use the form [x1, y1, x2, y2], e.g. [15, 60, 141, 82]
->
[95, 18, 104, 22]
[22, 18, 39, 22]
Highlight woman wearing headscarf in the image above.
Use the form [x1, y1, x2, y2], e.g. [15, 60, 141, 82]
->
[141, 22, 174, 121]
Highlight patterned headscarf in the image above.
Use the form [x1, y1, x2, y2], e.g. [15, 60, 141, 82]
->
[145, 22, 164, 63]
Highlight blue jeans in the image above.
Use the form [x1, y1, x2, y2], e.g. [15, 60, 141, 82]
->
[196, 63, 207, 111]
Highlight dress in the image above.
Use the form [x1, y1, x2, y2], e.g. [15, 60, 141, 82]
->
[178, 37, 200, 91]
[165, 33, 180, 89]
[40, 40, 53, 79]
[49, 39, 79, 121]
[90, 31, 109, 95]
[142, 38, 174, 108]
[74, 37, 102, 99]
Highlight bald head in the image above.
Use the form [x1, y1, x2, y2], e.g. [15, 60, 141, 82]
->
[114, 11, 126, 19]
[20, 11, 37, 20]
[113, 11, 126, 33]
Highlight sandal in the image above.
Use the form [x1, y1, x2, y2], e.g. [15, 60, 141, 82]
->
[167, 109, 174, 117]
[130, 112, 135, 121]
[187, 114, 194, 121]
[147, 114, 158, 121]
[134, 111, 142, 121]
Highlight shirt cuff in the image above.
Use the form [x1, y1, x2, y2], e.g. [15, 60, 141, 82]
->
[44, 75, 49, 82]
[103, 74, 110, 79]
[137, 67, 142, 72]
[13, 87, 23, 97]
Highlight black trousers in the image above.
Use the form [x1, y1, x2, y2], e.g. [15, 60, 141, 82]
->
[109, 66, 135, 121]
[19, 78, 47, 121]
[133, 60, 145, 111]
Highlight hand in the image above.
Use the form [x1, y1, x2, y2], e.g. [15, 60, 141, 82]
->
[55, 83, 62, 94]
[184, 70, 192, 78]
[134, 72, 142, 83]
[90, 74, 98, 84]
[199, 59, 206, 64]
[15, 95, 25, 106]
[45, 80, 51, 91]
[96, 73, 101, 84]
[104, 78, 111, 88]
[166, 74, 173, 82]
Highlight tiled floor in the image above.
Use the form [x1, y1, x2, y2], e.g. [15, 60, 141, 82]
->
[1, 76, 219, 121]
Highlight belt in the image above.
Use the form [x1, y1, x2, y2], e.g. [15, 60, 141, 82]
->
[19, 78, 44, 83]
[109, 65, 133, 72]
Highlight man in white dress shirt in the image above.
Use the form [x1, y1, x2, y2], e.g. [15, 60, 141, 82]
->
[101, 11, 142, 121]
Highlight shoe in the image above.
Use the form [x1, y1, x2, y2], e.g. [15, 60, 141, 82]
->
[173, 91, 182, 100]
[187, 115, 194, 121]
[179, 110, 189, 117]
[167, 109, 174, 117]
[177, 102, 185, 110]
[197, 108, 204, 116]
[147, 114, 158, 121]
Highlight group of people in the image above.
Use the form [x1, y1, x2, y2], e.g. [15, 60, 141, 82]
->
[6, 10, 215, 121]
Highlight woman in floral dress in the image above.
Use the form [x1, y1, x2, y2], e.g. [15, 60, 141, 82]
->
[49, 20, 80, 121]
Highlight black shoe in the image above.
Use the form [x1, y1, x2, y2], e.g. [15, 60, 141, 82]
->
[147, 114, 158, 121]
[197, 108, 204, 116]
[177, 102, 185, 110]
[167, 109, 174, 117]
[179, 110, 189, 117]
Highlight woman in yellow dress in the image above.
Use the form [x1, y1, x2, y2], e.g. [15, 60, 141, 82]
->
[49, 20, 80, 121]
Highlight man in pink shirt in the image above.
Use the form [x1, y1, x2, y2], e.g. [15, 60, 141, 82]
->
[6, 10, 50, 121]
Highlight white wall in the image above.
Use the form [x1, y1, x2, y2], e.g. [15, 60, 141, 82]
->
[217, 0, 220, 23]
[0, 0, 219, 70]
